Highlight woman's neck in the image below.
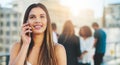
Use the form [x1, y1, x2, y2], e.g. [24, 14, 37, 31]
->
[83, 36, 88, 40]
[32, 33, 44, 48]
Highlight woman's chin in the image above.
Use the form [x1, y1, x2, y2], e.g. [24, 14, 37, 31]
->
[32, 31, 45, 35]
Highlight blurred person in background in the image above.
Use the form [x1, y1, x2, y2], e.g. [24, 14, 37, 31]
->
[52, 22, 59, 43]
[9, 3, 66, 65]
[92, 22, 107, 65]
[78, 26, 94, 65]
[58, 20, 81, 65]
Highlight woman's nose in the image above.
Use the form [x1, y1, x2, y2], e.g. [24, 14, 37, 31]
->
[35, 18, 41, 23]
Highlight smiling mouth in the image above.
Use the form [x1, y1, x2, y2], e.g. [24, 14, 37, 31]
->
[33, 25, 43, 30]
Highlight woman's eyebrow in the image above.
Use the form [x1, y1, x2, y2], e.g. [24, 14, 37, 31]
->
[40, 14, 45, 15]
[29, 13, 45, 16]
[29, 14, 35, 16]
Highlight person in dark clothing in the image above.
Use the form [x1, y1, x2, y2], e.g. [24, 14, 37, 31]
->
[58, 20, 81, 65]
[92, 22, 107, 65]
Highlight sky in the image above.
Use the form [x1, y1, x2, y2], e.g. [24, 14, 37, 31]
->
[106, 0, 120, 4]
[0, 0, 13, 7]
[0, 0, 120, 18]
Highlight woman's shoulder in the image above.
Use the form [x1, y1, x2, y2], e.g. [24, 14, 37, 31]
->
[54, 44, 66, 54]
[88, 36, 94, 40]
[10, 42, 21, 53]
[54, 43, 66, 64]
[54, 44, 65, 51]
[59, 34, 64, 38]
[73, 35, 79, 39]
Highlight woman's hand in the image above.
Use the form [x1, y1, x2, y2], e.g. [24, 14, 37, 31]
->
[80, 51, 88, 59]
[21, 22, 32, 45]
[80, 54, 84, 59]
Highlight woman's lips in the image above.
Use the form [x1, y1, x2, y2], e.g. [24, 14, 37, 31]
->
[33, 25, 43, 30]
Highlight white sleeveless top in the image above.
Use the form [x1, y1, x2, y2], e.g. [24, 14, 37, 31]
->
[26, 61, 32, 65]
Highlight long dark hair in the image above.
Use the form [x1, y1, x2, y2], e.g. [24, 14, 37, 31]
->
[21, 3, 57, 65]
[79, 26, 92, 37]
[62, 20, 75, 38]
[61, 20, 75, 43]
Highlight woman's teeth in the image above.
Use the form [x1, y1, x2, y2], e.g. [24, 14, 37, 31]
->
[34, 25, 41, 29]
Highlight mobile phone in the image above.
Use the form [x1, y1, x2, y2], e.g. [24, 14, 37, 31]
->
[26, 23, 32, 37]
[26, 31, 31, 37]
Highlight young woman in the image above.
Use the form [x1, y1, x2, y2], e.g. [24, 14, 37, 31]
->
[9, 3, 66, 65]
[58, 20, 81, 65]
[78, 26, 94, 65]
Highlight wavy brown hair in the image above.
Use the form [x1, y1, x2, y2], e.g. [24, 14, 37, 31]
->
[79, 26, 92, 37]
[62, 20, 75, 39]
[20, 3, 57, 65]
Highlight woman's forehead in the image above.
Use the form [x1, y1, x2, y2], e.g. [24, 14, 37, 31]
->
[29, 7, 46, 15]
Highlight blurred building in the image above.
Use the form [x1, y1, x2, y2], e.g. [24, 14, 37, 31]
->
[73, 9, 95, 27]
[0, 6, 21, 53]
[105, 3, 120, 27]
[41, 0, 70, 33]
[11, 0, 41, 24]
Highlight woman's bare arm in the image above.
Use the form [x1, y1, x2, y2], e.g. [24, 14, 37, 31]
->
[55, 44, 67, 65]
[9, 23, 32, 65]
[9, 42, 29, 65]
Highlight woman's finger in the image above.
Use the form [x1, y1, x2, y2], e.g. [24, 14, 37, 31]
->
[22, 23, 29, 27]
[22, 26, 32, 32]
[24, 29, 32, 34]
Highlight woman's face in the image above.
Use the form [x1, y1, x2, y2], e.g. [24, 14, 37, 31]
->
[80, 28, 85, 36]
[28, 7, 47, 34]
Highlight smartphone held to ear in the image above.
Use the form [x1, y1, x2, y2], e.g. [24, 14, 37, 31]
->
[26, 32, 31, 37]
[26, 23, 32, 37]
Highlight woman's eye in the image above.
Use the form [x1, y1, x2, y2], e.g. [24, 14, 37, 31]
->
[40, 16, 45, 18]
[30, 16, 35, 19]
